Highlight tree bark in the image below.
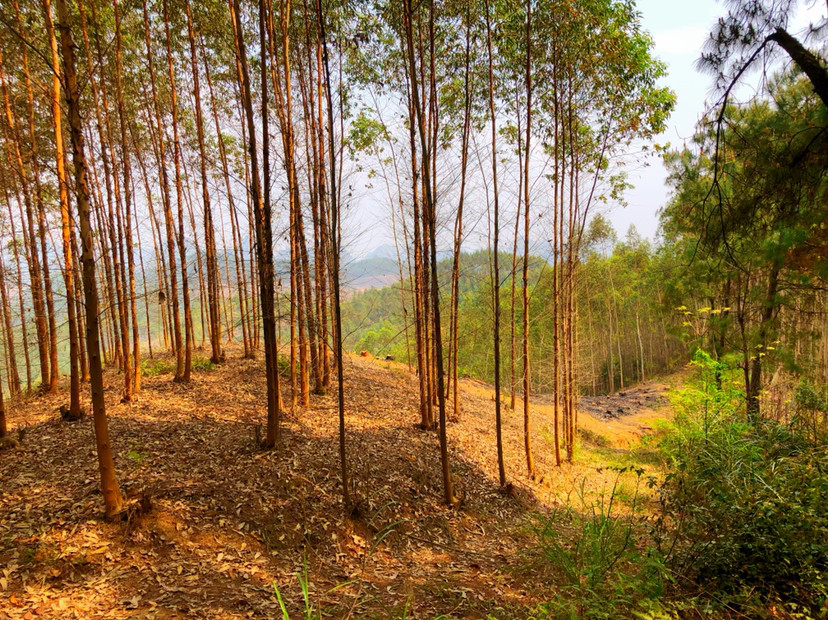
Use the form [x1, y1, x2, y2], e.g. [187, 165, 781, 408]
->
[56, 0, 125, 519]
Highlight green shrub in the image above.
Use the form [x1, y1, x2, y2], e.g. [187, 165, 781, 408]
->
[793, 378, 828, 442]
[577, 427, 611, 448]
[191, 356, 216, 372]
[277, 355, 290, 378]
[654, 351, 828, 614]
[141, 359, 175, 377]
[534, 468, 667, 619]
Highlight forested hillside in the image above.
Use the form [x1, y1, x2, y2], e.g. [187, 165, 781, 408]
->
[0, 0, 827, 616]
[343, 226, 689, 397]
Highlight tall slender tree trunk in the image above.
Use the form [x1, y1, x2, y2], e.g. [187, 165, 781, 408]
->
[56, 0, 125, 519]
[485, 0, 506, 488]
[42, 0, 81, 416]
[522, 0, 536, 479]
[186, 0, 222, 364]
[142, 0, 182, 379]
[231, 0, 281, 447]
[316, 0, 350, 510]
[14, 0, 58, 394]
[112, 0, 140, 397]
[0, 50, 50, 392]
[403, 0, 455, 505]
[162, 0, 193, 382]
[202, 42, 253, 358]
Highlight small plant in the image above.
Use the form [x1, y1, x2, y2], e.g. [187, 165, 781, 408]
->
[126, 450, 148, 465]
[272, 560, 356, 620]
[191, 356, 216, 372]
[141, 359, 175, 377]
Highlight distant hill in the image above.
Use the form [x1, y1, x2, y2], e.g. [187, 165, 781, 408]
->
[342, 256, 401, 292]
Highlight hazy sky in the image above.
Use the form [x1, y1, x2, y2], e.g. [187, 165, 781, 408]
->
[610, 0, 721, 241]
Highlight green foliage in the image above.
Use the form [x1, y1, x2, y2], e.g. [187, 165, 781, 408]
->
[655, 352, 828, 614]
[272, 562, 329, 620]
[793, 379, 828, 442]
[141, 359, 175, 377]
[191, 357, 216, 372]
[277, 355, 290, 379]
[126, 450, 148, 465]
[354, 319, 401, 358]
[534, 469, 667, 619]
[577, 427, 611, 448]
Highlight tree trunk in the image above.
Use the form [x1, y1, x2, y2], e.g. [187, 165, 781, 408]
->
[231, 0, 281, 448]
[484, 0, 506, 488]
[186, 1, 222, 364]
[316, 0, 350, 510]
[56, 0, 125, 519]
[522, 0, 536, 479]
[142, 0, 183, 379]
[403, 0, 455, 505]
[42, 0, 82, 417]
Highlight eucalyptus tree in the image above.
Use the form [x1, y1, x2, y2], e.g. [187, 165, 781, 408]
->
[56, 0, 125, 519]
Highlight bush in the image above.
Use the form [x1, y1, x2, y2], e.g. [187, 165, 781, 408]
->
[534, 468, 667, 619]
[654, 351, 828, 614]
[191, 356, 216, 372]
[141, 359, 175, 377]
[277, 355, 290, 378]
[793, 378, 828, 443]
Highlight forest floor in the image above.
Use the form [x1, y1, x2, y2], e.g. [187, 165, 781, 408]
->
[0, 346, 674, 619]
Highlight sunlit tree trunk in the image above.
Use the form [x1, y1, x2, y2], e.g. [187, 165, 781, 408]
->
[316, 0, 350, 509]
[57, 0, 125, 519]
[142, 0, 183, 379]
[403, 0, 455, 505]
[485, 0, 507, 488]
[186, 0, 222, 364]
[522, 0, 536, 479]
[0, 49, 50, 392]
[42, 0, 81, 416]
[231, 0, 282, 447]
[202, 42, 253, 358]
[161, 0, 193, 382]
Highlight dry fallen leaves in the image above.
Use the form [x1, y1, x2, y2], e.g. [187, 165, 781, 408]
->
[0, 346, 669, 618]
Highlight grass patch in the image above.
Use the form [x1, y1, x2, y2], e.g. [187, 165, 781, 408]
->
[578, 427, 611, 448]
[191, 356, 216, 372]
[141, 359, 175, 377]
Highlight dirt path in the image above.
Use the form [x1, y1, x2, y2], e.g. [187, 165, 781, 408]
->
[577, 383, 670, 422]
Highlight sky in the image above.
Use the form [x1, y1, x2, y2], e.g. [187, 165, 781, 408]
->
[610, 0, 722, 241]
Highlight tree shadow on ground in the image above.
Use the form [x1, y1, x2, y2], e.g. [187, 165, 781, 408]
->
[0, 354, 561, 618]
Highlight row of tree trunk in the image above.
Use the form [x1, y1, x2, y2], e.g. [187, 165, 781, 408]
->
[0, 0, 349, 515]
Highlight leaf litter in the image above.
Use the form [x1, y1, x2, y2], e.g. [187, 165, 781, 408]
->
[0, 346, 669, 618]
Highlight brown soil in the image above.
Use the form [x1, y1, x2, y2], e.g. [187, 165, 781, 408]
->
[0, 347, 670, 618]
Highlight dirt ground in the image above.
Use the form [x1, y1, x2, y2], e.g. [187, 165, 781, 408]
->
[0, 347, 672, 618]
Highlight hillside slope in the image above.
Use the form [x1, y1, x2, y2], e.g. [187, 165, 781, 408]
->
[0, 348, 670, 618]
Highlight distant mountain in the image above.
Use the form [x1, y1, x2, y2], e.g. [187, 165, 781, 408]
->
[365, 243, 400, 261]
[343, 256, 401, 292]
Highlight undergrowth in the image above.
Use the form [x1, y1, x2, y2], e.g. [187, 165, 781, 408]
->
[535, 350, 828, 619]
[141, 359, 175, 377]
[533, 468, 667, 619]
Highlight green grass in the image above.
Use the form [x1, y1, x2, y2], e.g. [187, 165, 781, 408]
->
[141, 359, 175, 377]
[191, 356, 216, 372]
